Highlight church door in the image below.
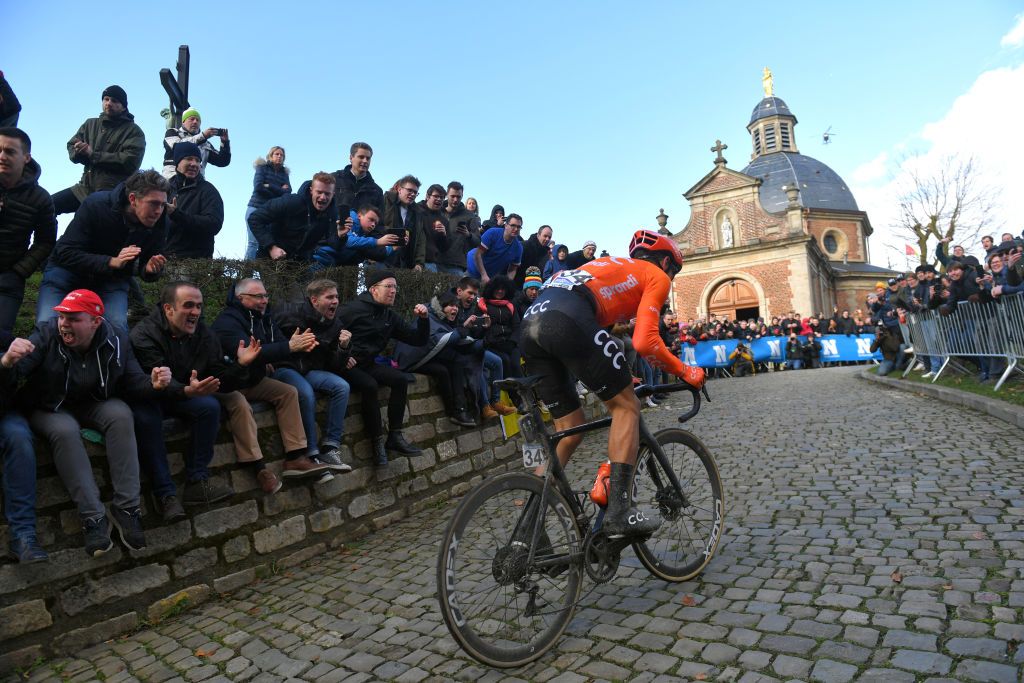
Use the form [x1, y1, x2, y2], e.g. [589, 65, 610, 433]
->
[707, 279, 760, 320]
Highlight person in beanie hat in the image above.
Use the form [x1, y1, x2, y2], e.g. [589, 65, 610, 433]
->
[565, 240, 597, 269]
[337, 270, 430, 465]
[161, 106, 230, 180]
[50, 86, 145, 215]
[163, 142, 225, 258]
[514, 266, 543, 320]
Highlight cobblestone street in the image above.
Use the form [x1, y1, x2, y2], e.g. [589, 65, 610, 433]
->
[13, 367, 1024, 683]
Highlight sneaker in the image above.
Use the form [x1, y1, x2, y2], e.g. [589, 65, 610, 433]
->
[83, 515, 114, 557]
[481, 405, 499, 420]
[645, 397, 658, 408]
[913, 362, 925, 372]
[312, 463, 335, 483]
[490, 402, 516, 416]
[317, 447, 353, 473]
[8, 536, 48, 564]
[282, 455, 330, 478]
[921, 371, 934, 379]
[109, 506, 146, 551]
[257, 468, 283, 494]
[386, 431, 422, 456]
[159, 494, 187, 523]
[182, 479, 234, 506]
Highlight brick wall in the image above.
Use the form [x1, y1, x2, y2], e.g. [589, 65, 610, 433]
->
[805, 216, 865, 261]
[0, 379, 599, 671]
[673, 260, 794, 319]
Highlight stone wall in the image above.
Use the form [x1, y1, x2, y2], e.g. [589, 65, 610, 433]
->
[0, 377, 594, 671]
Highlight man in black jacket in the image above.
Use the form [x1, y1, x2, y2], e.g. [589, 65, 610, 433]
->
[381, 175, 425, 270]
[1, 290, 173, 556]
[436, 181, 481, 275]
[337, 270, 429, 465]
[416, 183, 450, 272]
[332, 142, 383, 211]
[163, 142, 224, 259]
[515, 225, 553, 289]
[36, 170, 169, 331]
[275, 279, 353, 473]
[211, 278, 328, 478]
[565, 240, 597, 269]
[130, 282, 252, 520]
[0, 127, 56, 331]
[249, 172, 338, 262]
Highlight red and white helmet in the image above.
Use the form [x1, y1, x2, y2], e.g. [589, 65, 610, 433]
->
[628, 230, 683, 271]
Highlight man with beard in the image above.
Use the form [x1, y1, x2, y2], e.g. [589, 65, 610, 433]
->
[275, 279, 354, 473]
[36, 170, 169, 331]
[163, 142, 224, 259]
[337, 270, 429, 466]
[333, 142, 383, 211]
[2, 290, 173, 555]
[416, 183, 450, 272]
[249, 172, 340, 262]
[436, 181, 481, 275]
[160, 107, 230, 180]
[51, 86, 146, 215]
[0, 127, 56, 331]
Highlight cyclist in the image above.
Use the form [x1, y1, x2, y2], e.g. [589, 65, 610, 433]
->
[520, 230, 705, 538]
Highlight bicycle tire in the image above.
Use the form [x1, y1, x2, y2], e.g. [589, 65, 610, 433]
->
[631, 428, 725, 582]
[436, 471, 584, 668]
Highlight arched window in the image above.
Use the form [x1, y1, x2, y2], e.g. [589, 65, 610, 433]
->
[823, 233, 838, 254]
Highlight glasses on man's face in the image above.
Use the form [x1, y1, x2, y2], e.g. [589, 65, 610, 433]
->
[400, 187, 419, 197]
[240, 292, 270, 300]
[507, 223, 522, 230]
[373, 284, 399, 291]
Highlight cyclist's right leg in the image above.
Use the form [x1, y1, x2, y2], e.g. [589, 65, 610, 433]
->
[600, 386, 662, 538]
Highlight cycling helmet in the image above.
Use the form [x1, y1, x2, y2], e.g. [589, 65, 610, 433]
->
[629, 229, 683, 274]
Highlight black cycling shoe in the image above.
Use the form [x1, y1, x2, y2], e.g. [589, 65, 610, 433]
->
[603, 462, 662, 539]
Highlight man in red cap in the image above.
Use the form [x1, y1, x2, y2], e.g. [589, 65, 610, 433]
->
[0, 289, 173, 556]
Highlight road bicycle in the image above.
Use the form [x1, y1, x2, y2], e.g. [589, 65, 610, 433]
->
[436, 377, 725, 667]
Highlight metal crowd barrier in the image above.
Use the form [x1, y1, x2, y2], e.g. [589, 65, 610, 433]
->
[900, 294, 1024, 391]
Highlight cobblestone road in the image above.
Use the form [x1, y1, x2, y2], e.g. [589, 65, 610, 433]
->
[15, 367, 1024, 683]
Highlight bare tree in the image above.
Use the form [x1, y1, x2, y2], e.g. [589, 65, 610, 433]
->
[894, 154, 999, 268]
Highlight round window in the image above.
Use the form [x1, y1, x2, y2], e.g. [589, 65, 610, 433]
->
[823, 233, 838, 254]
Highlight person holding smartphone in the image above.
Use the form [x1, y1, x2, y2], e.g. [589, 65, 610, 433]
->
[161, 107, 230, 180]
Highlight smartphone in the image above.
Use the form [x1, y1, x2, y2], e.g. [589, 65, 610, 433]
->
[385, 228, 408, 244]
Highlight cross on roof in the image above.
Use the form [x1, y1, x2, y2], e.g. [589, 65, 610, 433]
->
[711, 139, 728, 165]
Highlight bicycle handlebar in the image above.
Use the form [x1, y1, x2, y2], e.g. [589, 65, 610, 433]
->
[634, 381, 710, 424]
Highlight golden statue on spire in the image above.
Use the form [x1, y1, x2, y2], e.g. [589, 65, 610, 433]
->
[762, 67, 774, 97]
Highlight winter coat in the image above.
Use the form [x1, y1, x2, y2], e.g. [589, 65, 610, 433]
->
[2, 318, 156, 412]
[478, 296, 519, 353]
[274, 299, 351, 374]
[50, 182, 165, 283]
[785, 339, 803, 360]
[870, 331, 901, 362]
[833, 313, 856, 336]
[0, 157, 56, 278]
[414, 200, 450, 264]
[211, 288, 296, 387]
[564, 249, 595, 270]
[516, 233, 551, 288]
[381, 189, 426, 268]
[161, 126, 231, 179]
[802, 337, 822, 360]
[336, 291, 429, 364]
[164, 173, 224, 258]
[394, 296, 475, 371]
[65, 111, 146, 200]
[542, 244, 570, 279]
[481, 204, 504, 230]
[332, 165, 383, 214]
[130, 306, 247, 397]
[248, 181, 337, 261]
[247, 159, 291, 209]
[436, 202, 481, 269]
[729, 346, 755, 372]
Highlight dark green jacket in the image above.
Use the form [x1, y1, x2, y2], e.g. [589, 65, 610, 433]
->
[66, 111, 146, 200]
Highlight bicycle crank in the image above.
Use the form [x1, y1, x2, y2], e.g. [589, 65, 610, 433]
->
[583, 531, 627, 583]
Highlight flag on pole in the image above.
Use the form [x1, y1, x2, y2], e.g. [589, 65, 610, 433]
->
[905, 244, 917, 256]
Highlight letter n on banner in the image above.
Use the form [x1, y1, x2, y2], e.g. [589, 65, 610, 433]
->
[683, 346, 697, 366]
[713, 345, 728, 364]
[767, 339, 782, 360]
[820, 338, 839, 359]
[855, 338, 873, 357]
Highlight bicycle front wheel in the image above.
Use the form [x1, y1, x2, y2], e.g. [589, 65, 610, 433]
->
[436, 472, 584, 668]
[631, 428, 725, 582]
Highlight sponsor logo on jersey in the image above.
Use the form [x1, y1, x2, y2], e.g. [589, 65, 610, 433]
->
[598, 273, 639, 300]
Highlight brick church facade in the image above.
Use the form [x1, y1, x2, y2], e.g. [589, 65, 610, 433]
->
[668, 88, 897, 321]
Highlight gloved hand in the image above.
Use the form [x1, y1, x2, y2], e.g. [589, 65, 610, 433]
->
[680, 365, 705, 389]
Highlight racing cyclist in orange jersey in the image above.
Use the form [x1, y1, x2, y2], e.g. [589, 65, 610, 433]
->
[519, 230, 705, 538]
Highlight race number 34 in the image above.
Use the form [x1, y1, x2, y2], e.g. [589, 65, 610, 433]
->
[522, 442, 546, 469]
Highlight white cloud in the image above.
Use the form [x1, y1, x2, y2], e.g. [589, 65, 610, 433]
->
[852, 63, 1024, 265]
[1000, 13, 1024, 48]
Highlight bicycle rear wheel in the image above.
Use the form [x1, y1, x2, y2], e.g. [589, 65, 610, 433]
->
[436, 472, 584, 668]
[631, 428, 725, 582]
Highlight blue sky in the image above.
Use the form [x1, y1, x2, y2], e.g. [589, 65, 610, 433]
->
[6, 2, 1022, 263]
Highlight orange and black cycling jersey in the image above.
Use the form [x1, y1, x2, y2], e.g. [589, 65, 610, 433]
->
[545, 257, 685, 377]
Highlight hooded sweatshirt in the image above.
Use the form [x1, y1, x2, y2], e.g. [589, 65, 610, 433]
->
[542, 243, 570, 280]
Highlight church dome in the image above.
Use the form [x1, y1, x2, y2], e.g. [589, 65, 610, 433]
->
[749, 96, 797, 126]
[741, 151, 859, 213]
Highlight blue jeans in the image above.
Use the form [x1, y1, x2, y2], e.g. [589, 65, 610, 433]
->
[272, 368, 350, 450]
[480, 350, 504, 406]
[437, 264, 467, 276]
[36, 264, 130, 332]
[0, 271, 26, 332]
[637, 358, 655, 385]
[0, 412, 38, 540]
[787, 359, 803, 370]
[244, 206, 259, 261]
[134, 396, 221, 498]
[423, 263, 439, 273]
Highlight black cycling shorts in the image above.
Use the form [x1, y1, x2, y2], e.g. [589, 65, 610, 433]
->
[519, 287, 633, 419]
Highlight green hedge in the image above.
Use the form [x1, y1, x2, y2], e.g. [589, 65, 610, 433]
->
[14, 260, 461, 338]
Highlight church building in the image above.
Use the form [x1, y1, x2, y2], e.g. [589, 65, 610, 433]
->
[668, 75, 897, 321]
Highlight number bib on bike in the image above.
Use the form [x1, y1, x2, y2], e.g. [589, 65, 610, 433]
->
[522, 442, 546, 469]
[546, 269, 593, 291]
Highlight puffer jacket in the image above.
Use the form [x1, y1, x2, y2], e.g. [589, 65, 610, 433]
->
[65, 111, 146, 200]
[478, 296, 519, 352]
[164, 173, 224, 258]
[247, 159, 291, 209]
[0, 157, 56, 278]
[2, 318, 155, 412]
[335, 291, 429, 364]
[211, 287, 296, 386]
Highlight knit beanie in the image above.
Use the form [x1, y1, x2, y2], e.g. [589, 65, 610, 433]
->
[173, 141, 203, 166]
[365, 269, 397, 289]
[524, 274, 543, 290]
[102, 85, 128, 108]
[182, 108, 201, 123]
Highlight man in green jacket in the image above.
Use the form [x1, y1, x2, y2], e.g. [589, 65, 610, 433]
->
[51, 85, 145, 215]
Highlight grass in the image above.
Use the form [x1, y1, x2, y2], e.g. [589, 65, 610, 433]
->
[877, 364, 1024, 408]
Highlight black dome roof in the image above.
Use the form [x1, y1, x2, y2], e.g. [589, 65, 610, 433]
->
[749, 96, 797, 126]
[741, 152, 859, 213]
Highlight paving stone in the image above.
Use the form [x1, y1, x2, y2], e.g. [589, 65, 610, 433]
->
[772, 654, 812, 678]
[953, 659, 1021, 683]
[890, 649, 953, 674]
[809, 659, 858, 683]
[944, 637, 1007, 660]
